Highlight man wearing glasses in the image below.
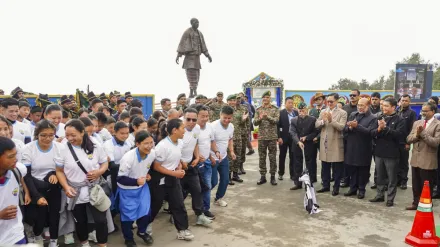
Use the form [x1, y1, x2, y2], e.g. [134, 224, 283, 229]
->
[180, 108, 213, 226]
[341, 89, 361, 188]
[315, 93, 347, 196]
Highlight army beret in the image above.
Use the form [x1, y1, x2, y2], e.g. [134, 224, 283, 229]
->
[297, 102, 307, 109]
[60, 95, 71, 105]
[227, 94, 237, 101]
[262, 91, 271, 98]
[216, 91, 223, 96]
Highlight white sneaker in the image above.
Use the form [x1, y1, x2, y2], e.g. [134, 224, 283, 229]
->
[64, 233, 75, 245]
[49, 239, 59, 247]
[196, 214, 212, 226]
[215, 199, 228, 207]
[35, 236, 44, 245]
[177, 229, 194, 241]
[132, 222, 138, 229]
[88, 230, 97, 242]
[146, 223, 153, 236]
[81, 242, 91, 247]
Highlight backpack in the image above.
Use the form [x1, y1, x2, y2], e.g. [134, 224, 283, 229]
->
[11, 168, 24, 206]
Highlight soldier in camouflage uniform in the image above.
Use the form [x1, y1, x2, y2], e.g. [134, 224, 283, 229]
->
[254, 90, 280, 186]
[206, 91, 227, 122]
[225, 94, 248, 185]
[236, 93, 250, 175]
[175, 93, 187, 117]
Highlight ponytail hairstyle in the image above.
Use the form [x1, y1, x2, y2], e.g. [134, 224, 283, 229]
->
[67, 119, 94, 154]
[166, 119, 183, 137]
[129, 117, 145, 133]
[135, 130, 152, 144]
[34, 119, 56, 140]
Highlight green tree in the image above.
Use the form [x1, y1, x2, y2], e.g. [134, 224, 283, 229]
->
[369, 75, 386, 90]
[359, 79, 370, 90]
[328, 78, 359, 90]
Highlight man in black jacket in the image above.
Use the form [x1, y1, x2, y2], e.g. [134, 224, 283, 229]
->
[289, 102, 319, 188]
[277, 97, 299, 181]
[343, 98, 376, 199]
[341, 89, 361, 187]
[397, 94, 417, 189]
[369, 97, 405, 207]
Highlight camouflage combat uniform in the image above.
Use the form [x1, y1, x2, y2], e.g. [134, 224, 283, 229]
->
[208, 101, 227, 122]
[254, 104, 280, 176]
[240, 105, 250, 168]
[229, 105, 248, 173]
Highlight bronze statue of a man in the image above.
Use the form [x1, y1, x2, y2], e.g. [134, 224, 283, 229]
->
[176, 18, 212, 98]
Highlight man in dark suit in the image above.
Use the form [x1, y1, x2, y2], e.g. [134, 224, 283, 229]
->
[289, 102, 319, 188]
[343, 98, 377, 199]
[277, 97, 299, 181]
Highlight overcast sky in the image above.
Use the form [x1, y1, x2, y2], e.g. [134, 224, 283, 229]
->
[1, 0, 439, 101]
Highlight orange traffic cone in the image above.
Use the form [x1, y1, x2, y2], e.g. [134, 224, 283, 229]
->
[405, 181, 440, 246]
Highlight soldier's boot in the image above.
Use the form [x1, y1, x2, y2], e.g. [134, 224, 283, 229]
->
[240, 163, 246, 175]
[232, 172, 243, 183]
[257, 175, 267, 185]
[228, 172, 235, 186]
[270, 176, 277, 186]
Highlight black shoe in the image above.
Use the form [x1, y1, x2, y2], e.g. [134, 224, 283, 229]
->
[110, 223, 120, 234]
[232, 173, 243, 183]
[386, 201, 394, 207]
[332, 190, 339, 196]
[240, 169, 246, 175]
[358, 193, 365, 199]
[257, 176, 267, 185]
[370, 183, 377, 189]
[400, 184, 407, 190]
[137, 232, 154, 246]
[125, 239, 137, 247]
[278, 175, 283, 180]
[344, 190, 357, 197]
[369, 196, 385, 203]
[204, 211, 216, 220]
[290, 185, 302, 190]
[340, 182, 349, 188]
[246, 150, 255, 155]
[317, 188, 330, 193]
[237, 170, 242, 175]
[270, 176, 277, 185]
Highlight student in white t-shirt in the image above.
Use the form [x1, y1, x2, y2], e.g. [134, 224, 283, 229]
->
[0, 137, 27, 245]
[0, 115, 25, 161]
[194, 105, 219, 220]
[22, 120, 63, 247]
[149, 119, 194, 241]
[210, 105, 236, 208]
[116, 130, 155, 246]
[180, 108, 212, 226]
[18, 101, 31, 125]
[55, 119, 109, 247]
[103, 122, 131, 195]
[128, 117, 148, 148]
[1, 98, 32, 144]
[28, 106, 43, 139]
[95, 113, 113, 143]
[44, 104, 66, 142]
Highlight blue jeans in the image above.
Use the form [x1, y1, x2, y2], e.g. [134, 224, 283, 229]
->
[198, 161, 213, 212]
[211, 158, 229, 207]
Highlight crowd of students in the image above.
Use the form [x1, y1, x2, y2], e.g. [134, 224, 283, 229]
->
[0, 89, 240, 247]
